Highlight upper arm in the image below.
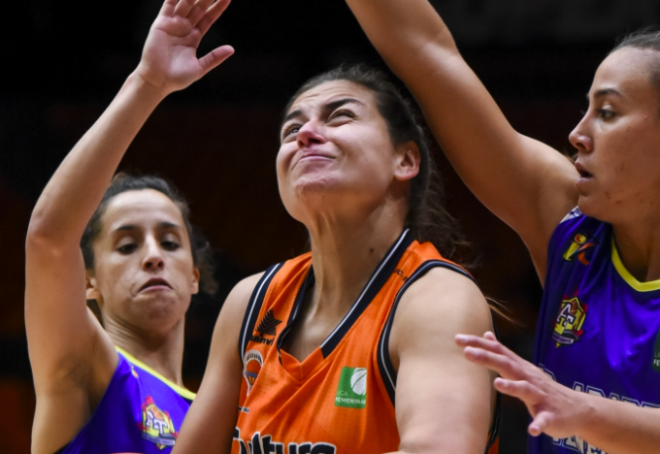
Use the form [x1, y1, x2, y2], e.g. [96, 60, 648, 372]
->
[25, 235, 116, 395]
[173, 272, 263, 454]
[389, 267, 495, 453]
[345, 0, 578, 275]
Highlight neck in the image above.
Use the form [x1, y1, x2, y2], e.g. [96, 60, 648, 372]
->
[104, 316, 186, 386]
[305, 203, 407, 318]
[612, 219, 660, 283]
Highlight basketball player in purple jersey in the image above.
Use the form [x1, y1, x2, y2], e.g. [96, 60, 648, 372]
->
[25, 1, 233, 452]
[346, 0, 660, 452]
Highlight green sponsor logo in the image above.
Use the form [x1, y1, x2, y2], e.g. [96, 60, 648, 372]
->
[335, 367, 367, 409]
[653, 329, 660, 372]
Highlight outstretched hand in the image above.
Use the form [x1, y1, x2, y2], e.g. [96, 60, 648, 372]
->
[455, 332, 590, 439]
[135, 0, 234, 94]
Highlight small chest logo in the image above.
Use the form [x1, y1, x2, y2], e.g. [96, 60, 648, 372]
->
[553, 296, 588, 348]
[563, 234, 596, 265]
[335, 367, 367, 409]
[243, 349, 264, 395]
[652, 329, 660, 373]
[250, 309, 282, 346]
[137, 396, 178, 449]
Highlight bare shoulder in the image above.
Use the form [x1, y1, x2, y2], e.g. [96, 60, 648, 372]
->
[390, 267, 493, 360]
[207, 271, 266, 360]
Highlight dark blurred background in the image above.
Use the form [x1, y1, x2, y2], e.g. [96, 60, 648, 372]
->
[2, 0, 659, 452]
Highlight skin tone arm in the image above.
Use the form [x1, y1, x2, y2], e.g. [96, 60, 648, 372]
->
[456, 333, 660, 453]
[387, 268, 495, 454]
[344, 0, 578, 278]
[172, 273, 263, 454]
[25, 1, 233, 451]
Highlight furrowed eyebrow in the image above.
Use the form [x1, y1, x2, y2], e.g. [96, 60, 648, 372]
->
[590, 88, 624, 100]
[112, 222, 182, 234]
[283, 97, 364, 123]
[323, 98, 364, 113]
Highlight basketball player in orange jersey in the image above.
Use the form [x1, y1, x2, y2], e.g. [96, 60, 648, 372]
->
[344, 0, 660, 453]
[25, 1, 234, 453]
[173, 66, 499, 454]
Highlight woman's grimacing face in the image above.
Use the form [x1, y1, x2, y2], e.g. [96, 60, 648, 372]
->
[276, 80, 419, 222]
[570, 47, 660, 225]
[87, 189, 199, 335]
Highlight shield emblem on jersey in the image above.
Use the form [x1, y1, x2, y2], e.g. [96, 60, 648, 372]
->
[243, 349, 264, 395]
[552, 296, 588, 347]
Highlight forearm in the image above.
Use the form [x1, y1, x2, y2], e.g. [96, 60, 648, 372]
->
[27, 73, 167, 245]
[575, 393, 660, 453]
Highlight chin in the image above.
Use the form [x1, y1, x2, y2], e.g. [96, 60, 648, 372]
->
[576, 195, 613, 224]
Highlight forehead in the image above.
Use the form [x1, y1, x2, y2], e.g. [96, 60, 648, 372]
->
[288, 80, 378, 114]
[101, 189, 185, 234]
[592, 47, 660, 99]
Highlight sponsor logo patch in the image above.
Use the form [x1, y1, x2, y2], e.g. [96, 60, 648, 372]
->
[553, 296, 588, 348]
[335, 367, 367, 409]
[250, 309, 282, 346]
[563, 234, 596, 265]
[137, 396, 178, 449]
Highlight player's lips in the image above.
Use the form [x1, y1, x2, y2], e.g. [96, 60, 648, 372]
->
[139, 278, 172, 292]
[297, 147, 335, 163]
[575, 162, 593, 179]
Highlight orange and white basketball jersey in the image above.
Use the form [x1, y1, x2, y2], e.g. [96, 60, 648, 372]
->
[233, 230, 499, 454]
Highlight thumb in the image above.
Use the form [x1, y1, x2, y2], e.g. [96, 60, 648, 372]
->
[199, 45, 235, 76]
[528, 411, 554, 437]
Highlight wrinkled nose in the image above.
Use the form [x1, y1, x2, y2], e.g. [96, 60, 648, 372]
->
[569, 118, 593, 154]
[297, 120, 326, 148]
[142, 238, 165, 271]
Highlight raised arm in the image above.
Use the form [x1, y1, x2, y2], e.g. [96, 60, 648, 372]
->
[344, 0, 578, 277]
[388, 268, 496, 454]
[25, 1, 233, 451]
[172, 273, 263, 454]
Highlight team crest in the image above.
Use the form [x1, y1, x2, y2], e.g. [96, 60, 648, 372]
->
[137, 396, 178, 449]
[243, 349, 264, 395]
[563, 234, 596, 265]
[553, 296, 588, 348]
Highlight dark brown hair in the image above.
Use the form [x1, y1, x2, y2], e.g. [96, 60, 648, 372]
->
[612, 28, 660, 94]
[285, 64, 466, 260]
[80, 173, 217, 294]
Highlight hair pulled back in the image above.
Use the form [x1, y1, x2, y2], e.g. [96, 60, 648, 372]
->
[81, 173, 217, 294]
[285, 64, 465, 260]
[613, 29, 660, 93]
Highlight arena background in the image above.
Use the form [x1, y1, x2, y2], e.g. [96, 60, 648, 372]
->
[1, 0, 659, 452]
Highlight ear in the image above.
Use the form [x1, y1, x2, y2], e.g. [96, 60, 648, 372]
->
[86, 271, 103, 303]
[191, 266, 200, 295]
[393, 141, 421, 182]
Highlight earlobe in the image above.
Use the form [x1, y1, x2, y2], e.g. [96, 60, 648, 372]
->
[191, 267, 200, 295]
[86, 274, 102, 302]
[394, 141, 421, 182]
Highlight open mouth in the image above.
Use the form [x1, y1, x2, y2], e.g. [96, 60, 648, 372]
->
[139, 278, 172, 292]
[575, 163, 592, 179]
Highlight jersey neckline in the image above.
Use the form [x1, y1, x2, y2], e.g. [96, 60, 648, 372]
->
[116, 346, 196, 400]
[611, 238, 660, 293]
[276, 229, 415, 372]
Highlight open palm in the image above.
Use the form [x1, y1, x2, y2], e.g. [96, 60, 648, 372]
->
[136, 0, 234, 93]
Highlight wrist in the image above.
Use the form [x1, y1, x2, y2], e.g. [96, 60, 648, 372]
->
[123, 71, 171, 103]
[572, 390, 599, 437]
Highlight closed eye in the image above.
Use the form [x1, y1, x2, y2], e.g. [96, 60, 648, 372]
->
[161, 240, 180, 251]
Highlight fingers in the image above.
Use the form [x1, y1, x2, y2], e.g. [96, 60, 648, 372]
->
[494, 378, 545, 404]
[463, 346, 523, 378]
[160, 0, 178, 17]
[529, 411, 554, 437]
[174, 0, 196, 18]
[198, 45, 235, 75]
[188, 0, 216, 27]
[197, 0, 231, 36]
[455, 333, 513, 358]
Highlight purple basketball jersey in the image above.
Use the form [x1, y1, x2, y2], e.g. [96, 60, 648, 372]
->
[531, 208, 660, 453]
[58, 348, 194, 454]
